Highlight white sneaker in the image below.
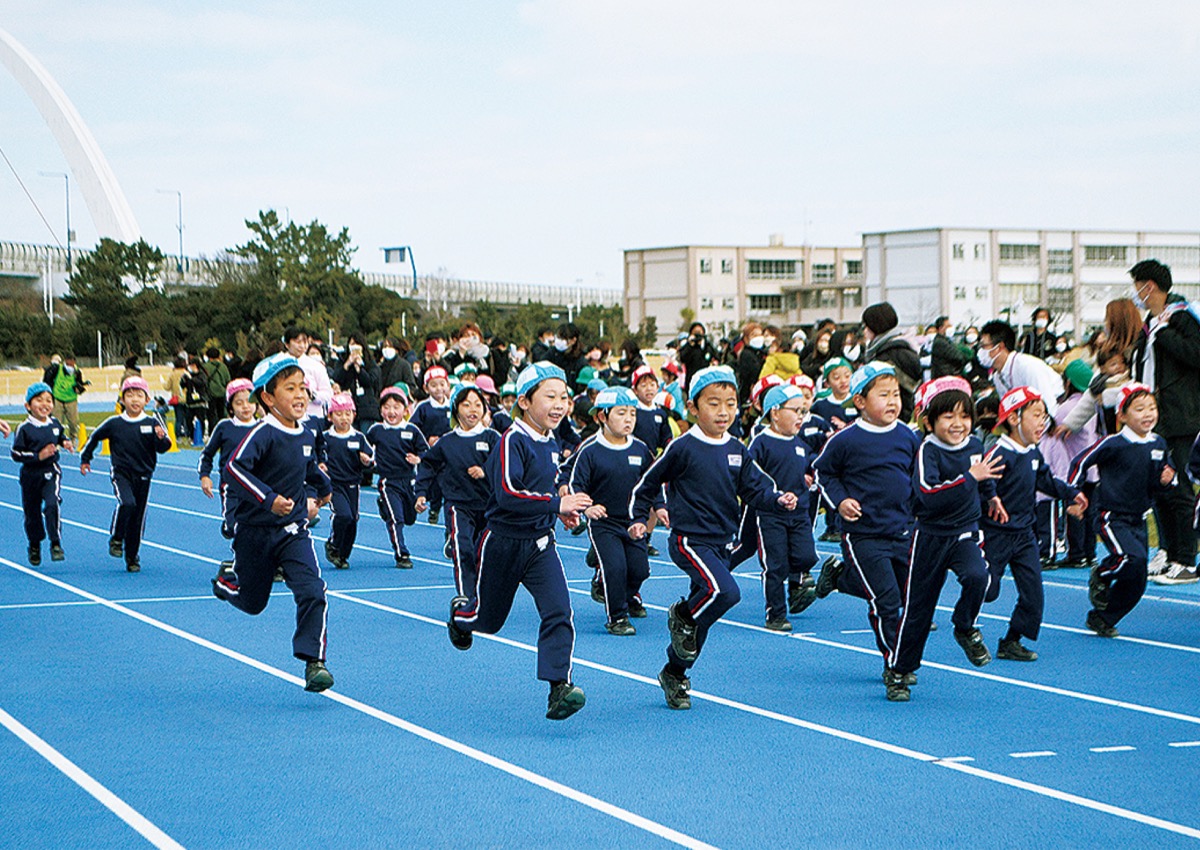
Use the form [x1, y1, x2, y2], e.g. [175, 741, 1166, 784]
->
[1148, 549, 1168, 576]
[1151, 562, 1200, 586]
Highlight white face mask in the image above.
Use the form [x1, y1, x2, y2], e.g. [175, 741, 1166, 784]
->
[553, 338, 569, 352]
[976, 345, 996, 369]
[381, 347, 396, 360]
[748, 335, 765, 349]
[1035, 318, 1049, 330]
[512, 351, 526, 365]
[965, 332, 978, 345]
[470, 342, 490, 360]
[1055, 341, 1067, 353]
[436, 342, 446, 357]
[1132, 283, 1151, 311]
[843, 344, 861, 360]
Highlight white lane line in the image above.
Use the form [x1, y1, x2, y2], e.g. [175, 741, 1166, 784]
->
[1169, 741, 1200, 748]
[1010, 751, 1058, 758]
[1090, 746, 1136, 753]
[330, 590, 1200, 840]
[0, 706, 185, 850]
[0, 557, 717, 850]
[840, 629, 873, 635]
[935, 756, 975, 763]
[936, 605, 1200, 655]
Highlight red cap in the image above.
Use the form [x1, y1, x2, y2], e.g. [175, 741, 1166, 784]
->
[997, 385, 1043, 421]
[750, 374, 783, 405]
[631, 365, 656, 386]
[1117, 382, 1154, 414]
[422, 366, 448, 386]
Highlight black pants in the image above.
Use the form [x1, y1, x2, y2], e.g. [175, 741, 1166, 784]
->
[1154, 434, 1197, 565]
[109, 472, 152, 565]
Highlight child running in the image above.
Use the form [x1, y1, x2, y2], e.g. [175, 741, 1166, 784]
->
[322, 393, 375, 569]
[630, 366, 797, 710]
[367, 386, 428, 569]
[567, 386, 660, 635]
[213, 353, 335, 692]
[811, 362, 920, 700]
[747, 384, 821, 630]
[410, 366, 452, 523]
[982, 387, 1087, 661]
[80, 377, 172, 573]
[11, 382, 71, 566]
[198, 378, 257, 542]
[447, 362, 593, 720]
[1069, 383, 1176, 637]
[415, 384, 500, 603]
[889, 376, 1003, 699]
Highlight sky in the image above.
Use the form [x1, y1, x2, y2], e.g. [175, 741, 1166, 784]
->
[1, 1, 1199, 291]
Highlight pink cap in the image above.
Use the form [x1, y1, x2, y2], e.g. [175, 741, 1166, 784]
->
[380, 386, 409, 403]
[225, 378, 254, 403]
[329, 392, 356, 413]
[120, 376, 151, 396]
[920, 376, 972, 408]
[474, 374, 498, 395]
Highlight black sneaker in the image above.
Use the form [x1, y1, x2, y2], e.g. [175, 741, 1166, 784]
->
[954, 628, 992, 666]
[658, 665, 692, 710]
[997, 638, 1038, 661]
[1088, 566, 1110, 611]
[126, 560, 141, 573]
[765, 617, 793, 632]
[585, 545, 599, 569]
[546, 681, 586, 720]
[448, 596, 473, 650]
[628, 598, 647, 619]
[883, 668, 911, 702]
[109, 539, 123, 558]
[1059, 557, 1087, 570]
[590, 572, 605, 604]
[1040, 556, 1058, 571]
[789, 574, 817, 614]
[646, 544, 659, 557]
[881, 666, 917, 686]
[325, 541, 339, 564]
[605, 617, 636, 636]
[1085, 610, 1119, 638]
[50, 543, 65, 562]
[428, 508, 439, 524]
[667, 601, 699, 662]
[395, 554, 413, 569]
[570, 520, 588, 536]
[28, 545, 40, 567]
[304, 660, 334, 692]
[309, 515, 320, 528]
[819, 529, 841, 543]
[273, 566, 285, 583]
[814, 555, 844, 599]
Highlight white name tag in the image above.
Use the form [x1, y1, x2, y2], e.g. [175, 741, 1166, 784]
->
[1152, 449, 1165, 461]
[475, 441, 490, 451]
[348, 442, 359, 449]
[804, 428, 818, 436]
[302, 445, 312, 457]
[970, 454, 982, 466]
[1031, 459, 1039, 470]
[355, 386, 365, 396]
[52, 428, 59, 436]
[402, 432, 413, 440]
[728, 454, 742, 467]
[628, 455, 643, 466]
[552, 452, 561, 464]
[654, 415, 663, 424]
[795, 446, 806, 456]
[140, 425, 153, 434]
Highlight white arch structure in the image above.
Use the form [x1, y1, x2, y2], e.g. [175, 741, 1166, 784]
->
[0, 26, 141, 242]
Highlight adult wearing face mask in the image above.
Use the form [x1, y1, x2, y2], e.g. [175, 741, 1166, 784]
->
[976, 320, 1062, 418]
[549, 322, 589, 387]
[1130, 259, 1200, 585]
[735, 322, 767, 405]
[378, 337, 417, 394]
[678, 322, 718, 393]
[799, 328, 834, 381]
[1019, 308, 1057, 361]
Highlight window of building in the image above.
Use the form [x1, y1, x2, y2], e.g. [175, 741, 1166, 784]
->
[699, 258, 712, 274]
[812, 264, 835, 283]
[1047, 248, 1073, 274]
[720, 258, 733, 274]
[818, 289, 839, 309]
[700, 297, 714, 309]
[749, 294, 784, 312]
[1083, 245, 1128, 265]
[952, 243, 964, 260]
[721, 297, 735, 310]
[974, 243, 986, 260]
[954, 286, 967, 300]
[843, 287, 862, 308]
[747, 259, 799, 280]
[800, 290, 821, 309]
[1141, 246, 1200, 267]
[1047, 288, 1073, 315]
[844, 259, 863, 279]
[999, 243, 1039, 265]
[975, 286, 989, 300]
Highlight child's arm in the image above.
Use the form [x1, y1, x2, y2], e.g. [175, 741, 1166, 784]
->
[1155, 439, 1177, 492]
[628, 441, 680, 533]
[414, 441, 446, 510]
[198, 424, 221, 478]
[737, 451, 797, 512]
[357, 430, 375, 467]
[812, 436, 856, 519]
[1067, 438, 1108, 488]
[9, 425, 38, 464]
[79, 416, 114, 472]
[224, 432, 282, 512]
[493, 434, 572, 519]
[153, 419, 172, 453]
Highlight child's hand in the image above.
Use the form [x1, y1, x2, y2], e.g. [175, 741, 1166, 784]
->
[804, 473, 814, 488]
[319, 463, 328, 473]
[987, 496, 1009, 524]
[415, 496, 427, 513]
[467, 465, 485, 479]
[560, 513, 581, 530]
[559, 492, 592, 515]
[271, 495, 294, 516]
[37, 444, 58, 460]
[831, 416, 846, 429]
[307, 497, 320, 520]
[428, 435, 439, 446]
[1066, 503, 1084, 519]
[79, 463, 90, 476]
[200, 476, 214, 498]
[0, 420, 9, 437]
[154, 425, 167, 440]
[585, 504, 608, 520]
[1072, 492, 1089, 512]
[777, 492, 798, 511]
[969, 454, 1005, 482]
[654, 507, 670, 528]
[628, 522, 647, 540]
[838, 498, 862, 521]
[562, 447, 572, 459]
[405, 453, 421, 466]
[558, 484, 569, 496]
[1162, 466, 1177, 486]
[61, 440, 74, 453]
[358, 451, 372, 466]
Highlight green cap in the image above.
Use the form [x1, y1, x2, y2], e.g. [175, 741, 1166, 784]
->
[1063, 358, 1093, 392]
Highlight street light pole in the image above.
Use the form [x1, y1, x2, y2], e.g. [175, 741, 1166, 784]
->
[39, 170, 71, 272]
[157, 188, 184, 279]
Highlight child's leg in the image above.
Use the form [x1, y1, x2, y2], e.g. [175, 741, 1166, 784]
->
[946, 531, 991, 632]
[279, 532, 329, 661]
[1005, 531, 1044, 641]
[588, 522, 630, 622]
[20, 469, 45, 545]
[982, 531, 1013, 605]
[377, 479, 408, 557]
[891, 531, 950, 674]
[522, 542, 577, 682]
[787, 515, 819, 578]
[667, 534, 740, 669]
[1096, 515, 1149, 626]
[218, 479, 234, 539]
[729, 505, 757, 568]
[756, 513, 790, 622]
[1035, 499, 1055, 561]
[453, 530, 522, 635]
[108, 472, 136, 545]
[839, 533, 904, 660]
[622, 534, 651, 610]
[447, 505, 481, 598]
[43, 465, 62, 546]
[122, 478, 152, 565]
[221, 525, 278, 615]
[329, 483, 358, 559]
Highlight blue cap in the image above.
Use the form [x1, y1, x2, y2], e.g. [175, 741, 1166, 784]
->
[589, 386, 638, 415]
[587, 378, 608, 392]
[688, 365, 737, 401]
[25, 381, 53, 404]
[450, 382, 485, 409]
[252, 353, 301, 392]
[761, 384, 804, 415]
[849, 360, 896, 397]
[515, 362, 568, 399]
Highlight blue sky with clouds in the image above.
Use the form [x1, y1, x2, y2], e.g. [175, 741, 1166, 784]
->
[1, 1, 1198, 290]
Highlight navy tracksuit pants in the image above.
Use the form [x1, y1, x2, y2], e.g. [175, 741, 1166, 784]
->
[453, 530, 576, 682]
[757, 512, 817, 621]
[983, 527, 1044, 640]
[216, 477, 234, 540]
[668, 533, 741, 671]
[729, 505, 758, 569]
[109, 472, 151, 565]
[377, 477, 415, 558]
[446, 504, 487, 599]
[328, 481, 360, 560]
[1093, 511, 1149, 627]
[588, 519, 650, 622]
[893, 528, 991, 675]
[1066, 481, 1098, 562]
[221, 522, 329, 661]
[838, 533, 909, 661]
[21, 464, 62, 546]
